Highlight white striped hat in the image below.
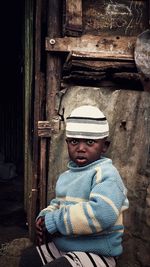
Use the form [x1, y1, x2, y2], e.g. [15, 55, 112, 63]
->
[66, 105, 109, 139]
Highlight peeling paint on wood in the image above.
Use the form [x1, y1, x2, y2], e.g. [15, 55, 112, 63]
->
[64, 0, 82, 36]
[83, 0, 149, 36]
[46, 35, 136, 60]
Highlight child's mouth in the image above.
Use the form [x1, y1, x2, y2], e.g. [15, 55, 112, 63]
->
[76, 157, 87, 165]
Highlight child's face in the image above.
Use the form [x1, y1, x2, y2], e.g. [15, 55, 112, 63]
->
[66, 138, 108, 167]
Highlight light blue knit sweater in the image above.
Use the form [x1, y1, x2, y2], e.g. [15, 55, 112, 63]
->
[38, 157, 129, 256]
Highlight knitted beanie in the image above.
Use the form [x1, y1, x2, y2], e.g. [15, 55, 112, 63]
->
[66, 105, 109, 139]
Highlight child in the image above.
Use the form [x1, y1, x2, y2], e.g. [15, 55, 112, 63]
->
[20, 105, 129, 267]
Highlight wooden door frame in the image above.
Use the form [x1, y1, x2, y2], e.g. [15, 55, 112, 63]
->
[24, 0, 35, 239]
[25, 0, 63, 240]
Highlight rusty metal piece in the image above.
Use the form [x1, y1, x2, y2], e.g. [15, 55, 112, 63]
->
[38, 121, 52, 137]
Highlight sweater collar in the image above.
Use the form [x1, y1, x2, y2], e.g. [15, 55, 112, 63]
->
[68, 157, 110, 171]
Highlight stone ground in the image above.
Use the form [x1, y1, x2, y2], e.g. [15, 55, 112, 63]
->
[0, 221, 32, 267]
[0, 175, 32, 267]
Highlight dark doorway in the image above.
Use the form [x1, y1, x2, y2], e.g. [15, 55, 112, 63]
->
[0, 1, 28, 244]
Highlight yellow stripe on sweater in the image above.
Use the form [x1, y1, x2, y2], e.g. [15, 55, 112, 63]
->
[69, 203, 92, 234]
[64, 210, 70, 234]
[69, 202, 102, 234]
[95, 167, 102, 184]
[114, 213, 123, 225]
[114, 214, 124, 233]
[41, 204, 59, 212]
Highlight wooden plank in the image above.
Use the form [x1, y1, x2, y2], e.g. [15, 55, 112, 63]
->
[46, 0, 62, 119]
[38, 121, 51, 210]
[24, 0, 35, 240]
[63, 59, 136, 73]
[63, 73, 142, 90]
[82, 0, 149, 36]
[39, 138, 47, 210]
[28, 0, 47, 240]
[46, 35, 136, 60]
[64, 0, 82, 36]
[46, 0, 62, 202]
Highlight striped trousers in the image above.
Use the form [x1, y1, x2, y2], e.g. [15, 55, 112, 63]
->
[36, 241, 117, 267]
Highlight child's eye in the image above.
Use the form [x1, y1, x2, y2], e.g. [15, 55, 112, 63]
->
[86, 140, 95, 145]
[68, 139, 79, 145]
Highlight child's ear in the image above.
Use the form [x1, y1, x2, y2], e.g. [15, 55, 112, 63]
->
[102, 139, 110, 153]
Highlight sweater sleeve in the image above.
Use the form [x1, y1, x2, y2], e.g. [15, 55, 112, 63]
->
[37, 198, 60, 219]
[44, 176, 128, 235]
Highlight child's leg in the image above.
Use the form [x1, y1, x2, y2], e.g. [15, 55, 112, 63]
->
[63, 252, 117, 267]
[19, 242, 117, 267]
[19, 242, 63, 267]
[40, 249, 117, 267]
[19, 242, 72, 267]
[19, 245, 43, 267]
[43, 257, 72, 267]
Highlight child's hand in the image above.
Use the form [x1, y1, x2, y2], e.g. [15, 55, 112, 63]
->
[36, 217, 61, 245]
[35, 217, 46, 245]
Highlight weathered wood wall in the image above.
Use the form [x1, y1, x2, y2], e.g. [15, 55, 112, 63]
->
[82, 0, 148, 36]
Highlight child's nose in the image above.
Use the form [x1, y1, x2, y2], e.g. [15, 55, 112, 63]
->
[77, 142, 86, 151]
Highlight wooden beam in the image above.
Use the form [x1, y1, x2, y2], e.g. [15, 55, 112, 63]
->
[26, 0, 41, 241]
[46, 35, 136, 60]
[63, 59, 136, 73]
[39, 138, 47, 210]
[64, 0, 82, 36]
[38, 121, 51, 210]
[46, 1, 62, 204]
[46, 0, 62, 120]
